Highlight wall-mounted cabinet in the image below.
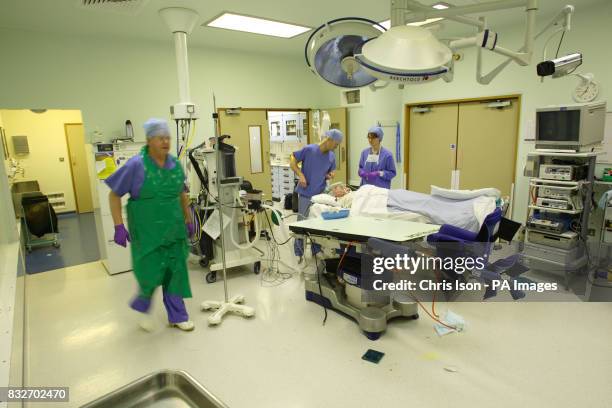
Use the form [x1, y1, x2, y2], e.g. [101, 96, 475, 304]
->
[268, 111, 308, 143]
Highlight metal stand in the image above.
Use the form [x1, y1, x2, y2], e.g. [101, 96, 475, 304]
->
[200, 106, 255, 325]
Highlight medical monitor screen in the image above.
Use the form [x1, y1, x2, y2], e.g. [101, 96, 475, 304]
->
[537, 110, 580, 142]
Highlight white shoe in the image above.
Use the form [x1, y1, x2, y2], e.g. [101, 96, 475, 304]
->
[139, 315, 156, 332]
[173, 320, 195, 331]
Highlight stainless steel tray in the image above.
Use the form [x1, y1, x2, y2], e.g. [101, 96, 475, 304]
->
[81, 370, 229, 408]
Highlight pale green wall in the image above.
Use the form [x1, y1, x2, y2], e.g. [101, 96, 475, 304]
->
[344, 87, 403, 188]
[0, 110, 18, 244]
[0, 28, 338, 144]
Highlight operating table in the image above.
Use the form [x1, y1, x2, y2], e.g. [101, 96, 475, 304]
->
[289, 215, 440, 339]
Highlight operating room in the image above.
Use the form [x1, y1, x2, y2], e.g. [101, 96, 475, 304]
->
[1, 0, 612, 407]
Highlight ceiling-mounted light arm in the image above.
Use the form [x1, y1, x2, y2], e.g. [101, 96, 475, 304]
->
[540, 5, 574, 61]
[475, 3, 574, 84]
[405, 0, 537, 66]
[404, 0, 484, 29]
[390, 0, 408, 28]
[403, 0, 528, 22]
[369, 81, 390, 92]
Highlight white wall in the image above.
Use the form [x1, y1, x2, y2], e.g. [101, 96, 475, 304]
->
[2, 109, 82, 213]
[0, 28, 338, 146]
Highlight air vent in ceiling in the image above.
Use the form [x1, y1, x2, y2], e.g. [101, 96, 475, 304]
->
[78, 0, 149, 15]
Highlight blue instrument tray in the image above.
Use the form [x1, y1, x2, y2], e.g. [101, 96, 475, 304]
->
[321, 209, 350, 220]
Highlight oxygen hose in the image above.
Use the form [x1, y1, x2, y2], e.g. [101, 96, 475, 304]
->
[229, 209, 260, 250]
[228, 190, 260, 250]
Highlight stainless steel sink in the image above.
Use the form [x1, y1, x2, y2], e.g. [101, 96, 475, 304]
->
[80, 370, 229, 408]
[11, 180, 40, 217]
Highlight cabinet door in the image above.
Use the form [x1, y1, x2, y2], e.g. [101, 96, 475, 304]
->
[407, 104, 458, 193]
[284, 113, 298, 139]
[456, 99, 518, 196]
[325, 107, 348, 185]
[298, 111, 308, 142]
[218, 109, 272, 198]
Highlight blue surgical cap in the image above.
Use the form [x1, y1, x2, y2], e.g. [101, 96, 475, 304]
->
[143, 118, 170, 139]
[325, 129, 344, 143]
[368, 126, 384, 141]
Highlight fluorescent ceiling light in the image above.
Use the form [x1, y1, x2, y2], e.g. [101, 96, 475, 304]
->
[205, 13, 311, 38]
[377, 17, 444, 30]
[432, 2, 451, 10]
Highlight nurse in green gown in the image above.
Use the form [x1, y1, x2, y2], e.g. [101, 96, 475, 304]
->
[106, 118, 196, 331]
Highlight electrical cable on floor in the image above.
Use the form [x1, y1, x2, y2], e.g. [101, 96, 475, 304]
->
[255, 211, 293, 287]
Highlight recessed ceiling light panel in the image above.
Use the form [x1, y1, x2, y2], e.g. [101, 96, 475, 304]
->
[205, 13, 311, 38]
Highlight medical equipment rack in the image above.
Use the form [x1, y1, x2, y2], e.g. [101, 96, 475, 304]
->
[523, 151, 597, 289]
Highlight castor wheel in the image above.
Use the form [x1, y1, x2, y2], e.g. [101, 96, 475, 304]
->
[254, 261, 261, 275]
[411, 313, 419, 320]
[364, 331, 381, 340]
[206, 271, 217, 283]
[199, 257, 209, 268]
[53, 241, 60, 248]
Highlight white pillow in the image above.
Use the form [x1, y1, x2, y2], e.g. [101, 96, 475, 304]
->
[430, 185, 501, 200]
[311, 194, 341, 207]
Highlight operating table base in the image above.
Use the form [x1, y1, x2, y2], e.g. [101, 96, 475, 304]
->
[305, 277, 418, 340]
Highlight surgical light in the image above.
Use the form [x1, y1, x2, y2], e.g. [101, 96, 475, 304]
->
[355, 25, 453, 84]
[305, 0, 577, 88]
[206, 13, 311, 38]
[305, 18, 385, 88]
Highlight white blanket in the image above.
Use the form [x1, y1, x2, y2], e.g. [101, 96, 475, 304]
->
[350, 185, 389, 217]
[311, 185, 497, 232]
[388, 188, 497, 232]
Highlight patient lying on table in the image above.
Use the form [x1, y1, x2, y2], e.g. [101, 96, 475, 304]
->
[307, 183, 354, 218]
[308, 183, 500, 233]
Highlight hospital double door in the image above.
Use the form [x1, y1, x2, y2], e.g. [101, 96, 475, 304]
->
[406, 98, 519, 196]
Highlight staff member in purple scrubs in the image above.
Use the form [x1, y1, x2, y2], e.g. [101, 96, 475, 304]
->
[358, 126, 396, 189]
[106, 118, 196, 332]
[290, 129, 343, 261]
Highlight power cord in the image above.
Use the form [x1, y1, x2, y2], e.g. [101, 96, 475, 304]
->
[263, 210, 293, 246]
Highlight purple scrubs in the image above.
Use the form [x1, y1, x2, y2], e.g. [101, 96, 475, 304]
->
[293, 144, 336, 199]
[105, 153, 189, 324]
[358, 146, 396, 189]
[292, 144, 336, 256]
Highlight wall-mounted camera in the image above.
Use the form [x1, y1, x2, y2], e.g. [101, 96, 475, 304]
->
[537, 53, 582, 78]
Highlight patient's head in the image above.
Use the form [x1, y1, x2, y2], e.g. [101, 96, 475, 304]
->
[330, 183, 350, 198]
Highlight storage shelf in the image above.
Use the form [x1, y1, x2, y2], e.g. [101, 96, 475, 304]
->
[525, 228, 578, 238]
[528, 151, 600, 157]
[528, 205, 582, 214]
[529, 178, 590, 186]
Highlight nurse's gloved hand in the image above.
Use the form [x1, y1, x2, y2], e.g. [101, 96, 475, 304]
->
[367, 171, 379, 181]
[186, 222, 196, 238]
[358, 169, 366, 178]
[114, 224, 130, 247]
